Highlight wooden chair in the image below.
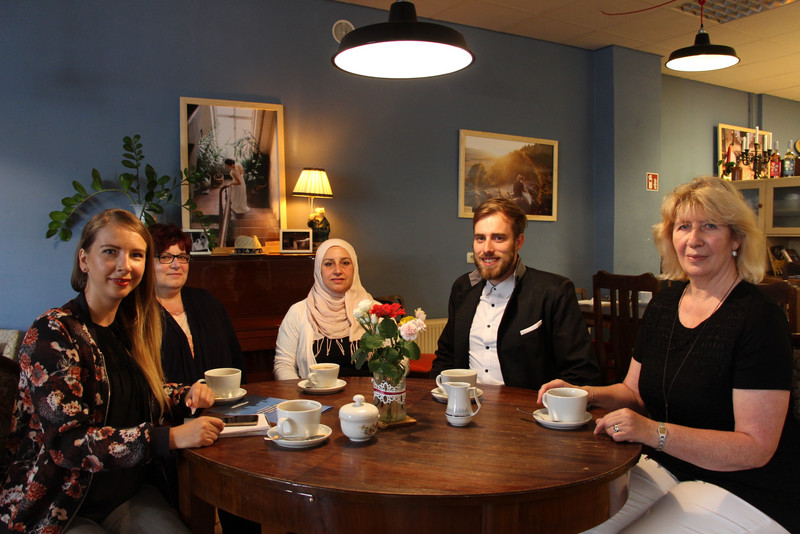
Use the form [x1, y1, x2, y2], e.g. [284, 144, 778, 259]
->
[0, 356, 20, 461]
[791, 334, 800, 423]
[592, 270, 660, 384]
[757, 281, 798, 332]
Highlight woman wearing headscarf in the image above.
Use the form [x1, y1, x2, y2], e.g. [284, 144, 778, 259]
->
[273, 239, 374, 380]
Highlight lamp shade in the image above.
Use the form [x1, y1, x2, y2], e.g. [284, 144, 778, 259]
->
[332, 1, 474, 79]
[293, 168, 333, 198]
[665, 28, 739, 72]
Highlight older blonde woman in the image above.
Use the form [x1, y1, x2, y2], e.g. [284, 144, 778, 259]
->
[540, 177, 799, 533]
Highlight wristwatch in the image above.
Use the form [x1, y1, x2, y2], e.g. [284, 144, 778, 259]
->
[655, 422, 667, 452]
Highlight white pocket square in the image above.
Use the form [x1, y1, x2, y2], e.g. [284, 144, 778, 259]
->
[520, 320, 543, 335]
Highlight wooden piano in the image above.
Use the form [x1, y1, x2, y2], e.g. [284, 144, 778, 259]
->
[185, 254, 314, 380]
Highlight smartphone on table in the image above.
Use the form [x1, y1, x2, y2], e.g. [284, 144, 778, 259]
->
[220, 415, 259, 426]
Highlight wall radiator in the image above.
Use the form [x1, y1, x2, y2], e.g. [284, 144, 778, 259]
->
[416, 318, 447, 354]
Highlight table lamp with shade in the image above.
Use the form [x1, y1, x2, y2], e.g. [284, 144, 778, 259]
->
[293, 168, 333, 248]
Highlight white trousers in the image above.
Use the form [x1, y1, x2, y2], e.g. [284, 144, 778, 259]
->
[583, 456, 789, 534]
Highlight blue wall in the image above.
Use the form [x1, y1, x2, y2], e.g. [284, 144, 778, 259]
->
[1, 0, 799, 332]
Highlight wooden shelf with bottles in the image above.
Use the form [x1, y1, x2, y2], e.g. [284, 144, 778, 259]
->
[731, 177, 800, 277]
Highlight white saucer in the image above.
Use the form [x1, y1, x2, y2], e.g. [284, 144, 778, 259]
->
[213, 388, 247, 404]
[431, 387, 483, 403]
[532, 409, 592, 430]
[265, 424, 332, 449]
[298, 379, 347, 394]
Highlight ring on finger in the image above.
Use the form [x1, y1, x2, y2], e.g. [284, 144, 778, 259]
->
[613, 424, 620, 433]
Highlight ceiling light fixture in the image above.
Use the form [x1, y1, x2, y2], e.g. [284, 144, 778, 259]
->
[331, 0, 474, 79]
[666, 0, 739, 72]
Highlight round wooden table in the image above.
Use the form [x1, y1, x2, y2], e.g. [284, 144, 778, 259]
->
[178, 378, 641, 534]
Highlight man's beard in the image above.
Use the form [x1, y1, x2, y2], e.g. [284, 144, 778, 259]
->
[476, 252, 517, 282]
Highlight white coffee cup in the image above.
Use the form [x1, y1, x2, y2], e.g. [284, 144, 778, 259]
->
[436, 368, 478, 393]
[308, 363, 340, 389]
[542, 387, 588, 422]
[276, 399, 322, 439]
[203, 367, 241, 399]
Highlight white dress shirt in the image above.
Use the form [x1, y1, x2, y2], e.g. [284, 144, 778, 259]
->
[468, 275, 515, 385]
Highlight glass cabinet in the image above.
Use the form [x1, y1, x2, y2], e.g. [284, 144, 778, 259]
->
[732, 177, 800, 236]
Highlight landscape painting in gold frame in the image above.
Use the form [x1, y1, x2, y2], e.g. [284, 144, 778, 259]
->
[459, 129, 557, 221]
[180, 97, 287, 248]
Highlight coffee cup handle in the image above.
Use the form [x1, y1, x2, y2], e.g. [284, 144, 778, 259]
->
[469, 387, 481, 415]
[435, 375, 444, 393]
[308, 373, 319, 387]
[277, 417, 293, 438]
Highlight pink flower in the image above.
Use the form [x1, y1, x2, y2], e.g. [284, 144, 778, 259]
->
[399, 321, 421, 341]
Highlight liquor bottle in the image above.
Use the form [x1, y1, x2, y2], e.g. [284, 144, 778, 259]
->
[770, 141, 781, 179]
[782, 140, 795, 177]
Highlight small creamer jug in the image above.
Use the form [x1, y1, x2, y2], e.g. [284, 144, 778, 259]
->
[444, 381, 481, 427]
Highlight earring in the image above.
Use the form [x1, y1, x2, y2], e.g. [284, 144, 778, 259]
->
[732, 250, 738, 257]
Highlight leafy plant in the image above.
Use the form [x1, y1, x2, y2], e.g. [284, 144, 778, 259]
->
[46, 135, 215, 243]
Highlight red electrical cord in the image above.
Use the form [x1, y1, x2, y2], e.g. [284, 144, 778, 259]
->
[601, 0, 681, 16]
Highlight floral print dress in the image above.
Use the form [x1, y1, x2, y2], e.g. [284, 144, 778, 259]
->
[0, 296, 189, 533]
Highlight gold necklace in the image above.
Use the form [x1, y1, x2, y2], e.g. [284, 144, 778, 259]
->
[661, 275, 739, 422]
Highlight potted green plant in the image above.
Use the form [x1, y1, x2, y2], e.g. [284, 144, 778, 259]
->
[46, 134, 215, 244]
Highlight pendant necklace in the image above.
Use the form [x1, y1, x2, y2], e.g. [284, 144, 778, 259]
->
[661, 275, 739, 422]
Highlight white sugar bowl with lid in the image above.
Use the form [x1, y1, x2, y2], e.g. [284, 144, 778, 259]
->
[339, 394, 379, 442]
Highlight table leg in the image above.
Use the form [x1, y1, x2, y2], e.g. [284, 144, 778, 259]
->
[177, 453, 216, 534]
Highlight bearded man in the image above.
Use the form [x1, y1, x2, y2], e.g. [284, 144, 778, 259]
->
[432, 198, 600, 389]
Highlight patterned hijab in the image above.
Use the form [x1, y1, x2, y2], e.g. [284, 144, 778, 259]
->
[306, 239, 372, 341]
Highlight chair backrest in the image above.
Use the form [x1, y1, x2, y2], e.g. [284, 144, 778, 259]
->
[0, 356, 20, 457]
[592, 270, 660, 384]
[757, 281, 798, 332]
[792, 334, 800, 423]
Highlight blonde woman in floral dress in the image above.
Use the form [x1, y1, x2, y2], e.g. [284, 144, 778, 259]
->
[0, 209, 222, 534]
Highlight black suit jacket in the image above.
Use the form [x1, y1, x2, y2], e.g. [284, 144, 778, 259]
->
[432, 261, 600, 389]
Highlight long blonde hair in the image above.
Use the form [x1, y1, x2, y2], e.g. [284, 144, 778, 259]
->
[652, 177, 765, 284]
[71, 209, 169, 415]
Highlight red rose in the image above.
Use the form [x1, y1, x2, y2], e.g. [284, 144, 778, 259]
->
[369, 303, 406, 319]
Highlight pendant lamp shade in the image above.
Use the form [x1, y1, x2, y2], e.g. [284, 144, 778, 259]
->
[666, 0, 738, 72]
[665, 28, 739, 72]
[332, 1, 474, 79]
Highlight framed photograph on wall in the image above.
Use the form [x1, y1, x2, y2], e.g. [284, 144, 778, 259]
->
[180, 97, 287, 248]
[459, 129, 558, 221]
[184, 229, 211, 255]
[280, 229, 313, 254]
[717, 124, 772, 180]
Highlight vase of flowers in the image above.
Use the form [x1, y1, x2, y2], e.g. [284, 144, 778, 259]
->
[353, 300, 426, 424]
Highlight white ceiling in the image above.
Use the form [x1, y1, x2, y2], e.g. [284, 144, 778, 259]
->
[334, 0, 800, 102]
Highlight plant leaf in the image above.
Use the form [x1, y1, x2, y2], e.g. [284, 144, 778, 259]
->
[91, 169, 103, 191]
[59, 227, 72, 241]
[377, 318, 398, 339]
[72, 181, 87, 196]
[49, 211, 68, 222]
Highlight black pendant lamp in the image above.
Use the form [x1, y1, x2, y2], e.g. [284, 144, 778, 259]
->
[332, 1, 474, 79]
[665, 0, 739, 72]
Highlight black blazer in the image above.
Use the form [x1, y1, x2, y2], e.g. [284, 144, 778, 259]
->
[432, 261, 600, 389]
